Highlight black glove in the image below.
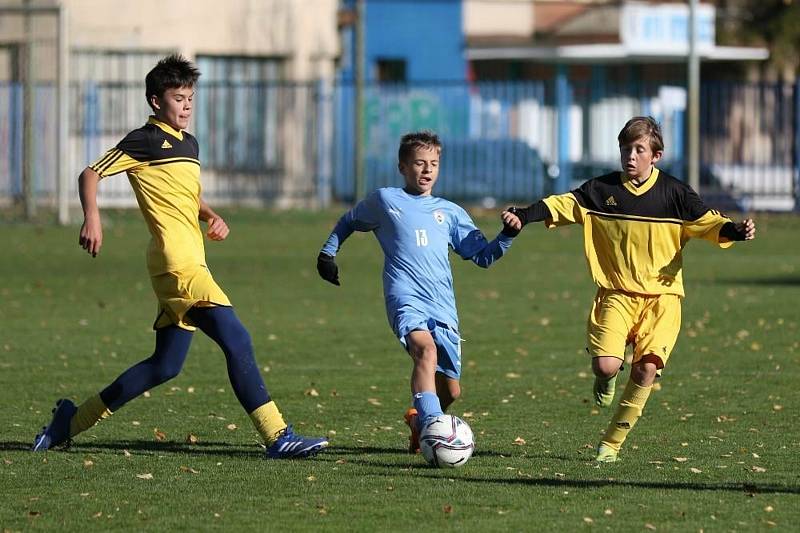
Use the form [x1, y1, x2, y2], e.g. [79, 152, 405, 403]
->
[501, 206, 524, 237]
[507, 206, 529, 226]
[719, 221, 749, 241]
[317, 252, 340, 286]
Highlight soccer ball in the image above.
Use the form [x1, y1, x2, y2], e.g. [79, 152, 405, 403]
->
[419, 414, 474, 468]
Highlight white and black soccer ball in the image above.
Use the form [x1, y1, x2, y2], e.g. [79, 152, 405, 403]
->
[419, 414, 474, 468]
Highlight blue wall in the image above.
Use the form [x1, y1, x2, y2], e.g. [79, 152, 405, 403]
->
[342, 0, 466, 82]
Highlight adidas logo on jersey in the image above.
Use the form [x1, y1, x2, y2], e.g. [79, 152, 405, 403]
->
[161, 139, 173, 149]
[605, 196, 617, 206]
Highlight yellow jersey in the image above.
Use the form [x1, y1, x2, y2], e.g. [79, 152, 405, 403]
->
[542, 167, 734, 297]
[90, 116, 206, 276]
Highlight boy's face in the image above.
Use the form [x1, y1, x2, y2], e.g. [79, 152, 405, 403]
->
[151, 86, 194, 131]
[398, 146, 440, 196]
[619, 136, 662, 181]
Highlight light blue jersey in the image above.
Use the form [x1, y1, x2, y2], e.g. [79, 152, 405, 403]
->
[321, 187, 514, 340]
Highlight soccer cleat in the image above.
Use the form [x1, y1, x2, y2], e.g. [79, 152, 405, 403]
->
[265, 425, 328, 459]
[32, 399, 77, 451]
[593, 374, 617, 408]
[404, 407, 420, 453]
[595, 443, 619, 463]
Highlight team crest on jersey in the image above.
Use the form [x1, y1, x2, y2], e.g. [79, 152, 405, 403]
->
[433, 210, 446, 224]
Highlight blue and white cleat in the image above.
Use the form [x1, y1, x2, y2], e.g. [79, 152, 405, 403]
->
[265, 425, 328, 459]
[32, 399, 77, 451]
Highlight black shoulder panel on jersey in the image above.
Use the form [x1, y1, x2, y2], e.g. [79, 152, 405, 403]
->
[671, 177, 713, 221]
[116, 126, 153, 161]
[571, 172, 621, 211]
[571, 170, 714, 221]
[117, 123, 200, 162]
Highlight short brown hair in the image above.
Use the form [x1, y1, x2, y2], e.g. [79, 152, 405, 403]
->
[145, 54, 200, 107]
[618, 116, 664, 153]
[398, 130, 442, 162]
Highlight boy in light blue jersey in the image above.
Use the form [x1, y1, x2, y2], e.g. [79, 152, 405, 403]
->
[317, 131, 520, 452]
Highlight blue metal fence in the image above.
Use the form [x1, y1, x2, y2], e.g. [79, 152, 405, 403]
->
[1, 78, 798, 211]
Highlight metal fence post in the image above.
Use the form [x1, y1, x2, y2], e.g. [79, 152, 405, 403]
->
[316, 79, 333, 208]
[794, 77, 800, 211]
[556, 64, 571, 193]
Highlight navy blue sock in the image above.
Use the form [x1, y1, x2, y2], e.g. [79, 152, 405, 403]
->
[100, 325, 193, 411]
[186, 306, 270, 413]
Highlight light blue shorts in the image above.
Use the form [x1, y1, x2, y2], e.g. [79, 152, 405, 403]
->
[398, 317, 462, 381]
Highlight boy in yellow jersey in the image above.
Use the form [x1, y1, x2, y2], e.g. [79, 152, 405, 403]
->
[32, 55, 327, 459]
[505, 116, 755, 462]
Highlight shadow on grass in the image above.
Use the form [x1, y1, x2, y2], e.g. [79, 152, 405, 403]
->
[413, 472, 800, 495]
[0, 439, 260, 457]
[715, 275, 800, 286]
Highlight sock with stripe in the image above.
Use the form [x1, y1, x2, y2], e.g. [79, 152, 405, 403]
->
[599, 380, 653, 452]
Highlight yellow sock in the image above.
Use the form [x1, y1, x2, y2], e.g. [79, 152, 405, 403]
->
[69, 394, 113, 437]
[600, 380, 652, 451]
[249, 401, 287, 445]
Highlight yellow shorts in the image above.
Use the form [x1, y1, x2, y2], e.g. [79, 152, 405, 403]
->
[150, 265, 231, 330]
[587, 287, 681, 368]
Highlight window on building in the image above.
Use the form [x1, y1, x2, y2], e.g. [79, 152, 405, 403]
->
[195, 55, 285, 172]
[71, 50, 173, 135]
[376, 59, 407, 83]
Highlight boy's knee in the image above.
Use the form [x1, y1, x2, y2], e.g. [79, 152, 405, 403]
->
[447, 381, 461, 400]
[410, 344, 437, 366]
[631, 355, 662, 385]
[153, 360, 182, 384]
[226, 330, 253, 358]
[592, 356, 622, 378]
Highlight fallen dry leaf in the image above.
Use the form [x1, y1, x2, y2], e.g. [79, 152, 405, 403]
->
[443, 505, 453, 514]
[690, 467, 703, 473]
[153, 428, 166, 441]
[186, 433, 199, 444]
[179, 466, 199, 474]
[122, 449, 132, 457]
[512, 437, 526, 446]
[672, 457, 688, 463]
[305, 388, 319, 397]
[226, 424, 238, 431]
[751, 466, 767, 473]
[367, 398, 382, 406]
[136, 473, 153, 480]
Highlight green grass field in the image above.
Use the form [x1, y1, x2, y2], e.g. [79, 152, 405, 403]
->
[1, 209, 798, 531]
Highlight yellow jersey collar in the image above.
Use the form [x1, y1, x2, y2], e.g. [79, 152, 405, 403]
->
[147, 116, 184, 141]
[622, 167, 659, 196]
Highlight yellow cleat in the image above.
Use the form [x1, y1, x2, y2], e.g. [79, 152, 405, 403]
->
[593, 374, 617, 408]
[595, 443, 619, 463]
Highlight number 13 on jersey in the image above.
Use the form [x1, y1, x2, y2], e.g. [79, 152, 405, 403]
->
[415, 229, 428, 247]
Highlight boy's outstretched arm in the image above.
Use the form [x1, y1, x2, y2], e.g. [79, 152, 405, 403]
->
[719, 218, 756, 241]
[506, 200, 552, 228]
[199, 198, 230, 241]
[78, 167, 103, 257]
